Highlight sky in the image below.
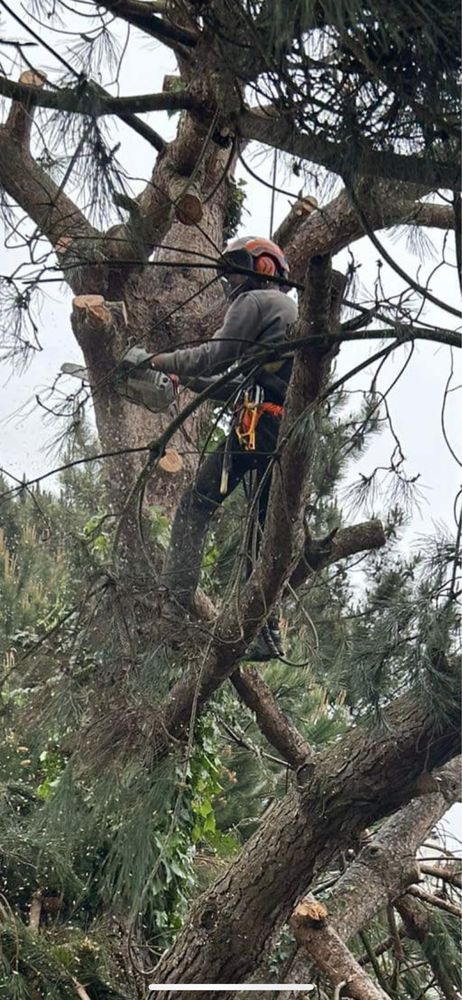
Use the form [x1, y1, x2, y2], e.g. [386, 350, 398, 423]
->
[0, 8, 461, 834]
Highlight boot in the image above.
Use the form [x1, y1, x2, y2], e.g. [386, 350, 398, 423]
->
[243, 613, 285, 662]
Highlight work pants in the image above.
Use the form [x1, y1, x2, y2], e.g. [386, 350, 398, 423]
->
[160, 414, 280, 606]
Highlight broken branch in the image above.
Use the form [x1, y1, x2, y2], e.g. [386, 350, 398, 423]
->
[290, 897, 390, 1000]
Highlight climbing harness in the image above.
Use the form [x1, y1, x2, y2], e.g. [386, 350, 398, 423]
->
[219, 385, 284, 496]
[234, 390, 284, 452]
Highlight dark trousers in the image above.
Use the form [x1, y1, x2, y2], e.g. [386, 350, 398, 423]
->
[161, 414, 280, 605]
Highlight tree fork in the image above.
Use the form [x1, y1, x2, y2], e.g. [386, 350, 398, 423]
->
[152, 690, 460, 993]
[281, 756, 461, 992]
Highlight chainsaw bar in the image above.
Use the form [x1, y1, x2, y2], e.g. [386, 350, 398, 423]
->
[61, 354, 177, 413]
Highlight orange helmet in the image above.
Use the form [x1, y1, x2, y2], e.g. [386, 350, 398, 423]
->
[222, 236, 289, 282]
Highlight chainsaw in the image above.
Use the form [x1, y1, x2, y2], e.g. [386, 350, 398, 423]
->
[61, 346, 178, 413]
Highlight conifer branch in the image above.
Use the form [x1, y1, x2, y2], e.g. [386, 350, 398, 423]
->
[238, 109, 460, 192]
[277, 184, 455, 282]
[290, 520, 387, 590]
[0, 75, 198, 119]
[405, 885, 462, 919]
[153, 701, 460, 984]
[0, 115, 99, 271]
[419, 864, 462, 889]
[96, 0, 198, 49]
[290, 899, 390, 1000]
[231, 667, 313, 768]
[282, 756, 461, 993]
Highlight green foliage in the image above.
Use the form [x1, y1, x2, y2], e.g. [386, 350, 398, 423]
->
[223, 178, 248, 241]
[0, 394, 459, 998]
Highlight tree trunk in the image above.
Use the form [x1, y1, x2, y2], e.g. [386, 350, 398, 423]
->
[281, 756, 461, 995]
[152, 691, 459, 996]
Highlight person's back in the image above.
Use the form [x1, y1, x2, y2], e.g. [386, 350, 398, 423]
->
[153, 285, 297, 385]
[156, 236, 297, 658]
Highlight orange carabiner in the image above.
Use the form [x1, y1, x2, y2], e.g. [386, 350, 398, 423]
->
[235, 394, 261, 451]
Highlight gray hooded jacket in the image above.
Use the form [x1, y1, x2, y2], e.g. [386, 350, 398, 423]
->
[154, 288, 298, 382]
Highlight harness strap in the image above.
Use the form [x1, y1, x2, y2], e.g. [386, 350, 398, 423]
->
[235, 398, 284, 452]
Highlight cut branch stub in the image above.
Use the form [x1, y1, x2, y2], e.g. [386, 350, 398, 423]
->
[159, 447, 183, 473]
[72, 294, 115, 328]
[169, 175, 203, 225]
[28, 890, 42, 932]
[291, 897, 329, 930]
[290, 895, 390, 1000]
[5, 69, 47, 147]
[71, 297, 129, 354]
[274, 193, 319, 249]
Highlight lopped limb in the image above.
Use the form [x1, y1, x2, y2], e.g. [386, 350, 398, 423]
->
[290, 520, 387, 590]
[0, 75, 198, 120]
[0, 78, 99, 286]
[4, 70, 47, 145]
[290, 899, 390, 1000]
[274, 183, 454, 282]
[273, 194, 319, 250]
[70, 294, 144, 509]
[281, 756, 461, 996]
[70, 294, 195, 516]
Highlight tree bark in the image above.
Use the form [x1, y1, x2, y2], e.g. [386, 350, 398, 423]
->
[395, 895, 461, 1000]
[290, 899, 390, 1000]
[281, 756, 461, 994]
[151, 696, 459, 995]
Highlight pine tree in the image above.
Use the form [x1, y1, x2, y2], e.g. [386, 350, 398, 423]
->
[0, 1, 460, 996]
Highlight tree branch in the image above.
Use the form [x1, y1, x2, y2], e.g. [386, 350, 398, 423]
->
[419, 863, 462, 889]
[238, 108, 460, 192]
[0, 92, 99, 283]
[3, 69, 47, 144]
[405, 885, 462, 919]
[290, 899, 390, 1000]
[290, 520, 387, 590]
[281, 756, 461, 994]
[0, 74, 198, 119]
[152, 697, 460, 989]
[96, 0, 198, 49]
[277, 184, 455, 283]
[231, 667, 313, 768]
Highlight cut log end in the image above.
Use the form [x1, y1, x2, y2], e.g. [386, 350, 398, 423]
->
[291, 897, 329, 928]
[159, 448, 183, 473]
[19, 69, 47, 88]
[72, 295, 113, 327]
[175, 192, 203, 226]
[295, 195, 319, 217]
[5, 69, 48, 145]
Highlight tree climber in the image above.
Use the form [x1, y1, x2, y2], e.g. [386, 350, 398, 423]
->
[152, 236, 298, 660]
